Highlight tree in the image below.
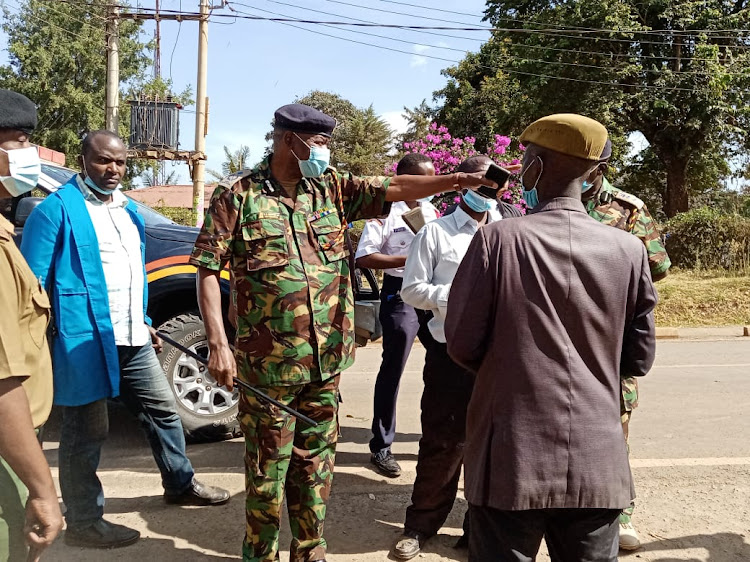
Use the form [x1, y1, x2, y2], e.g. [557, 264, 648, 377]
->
[435, 0, 750, 217]
[399, 100, 434, 148]
[0, 0, 151, 166]
[207, 145, 251, 180]
[269, 90, 393, 176]
[388, 122, 525, 215]
[337, 105, 393, 176]
[141, 163, 179, 187]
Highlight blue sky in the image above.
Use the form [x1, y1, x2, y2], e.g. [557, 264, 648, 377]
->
[1, 0, 493, 184]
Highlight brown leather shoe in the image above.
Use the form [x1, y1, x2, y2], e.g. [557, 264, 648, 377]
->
[164, 477, 230, 506]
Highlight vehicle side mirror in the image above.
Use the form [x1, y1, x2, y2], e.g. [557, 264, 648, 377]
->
[14, 197, 44, 227]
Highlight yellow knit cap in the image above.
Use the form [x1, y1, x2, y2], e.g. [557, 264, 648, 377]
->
[519, 114, 608, 161]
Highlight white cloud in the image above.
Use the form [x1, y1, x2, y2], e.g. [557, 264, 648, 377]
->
[380, 111, 409, 136]
[410, 44, 430, 67]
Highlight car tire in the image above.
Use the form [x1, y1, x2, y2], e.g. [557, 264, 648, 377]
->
[157, 313, 241, 442]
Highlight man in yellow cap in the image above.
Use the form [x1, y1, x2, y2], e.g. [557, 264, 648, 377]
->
[445, 114, 657, 561]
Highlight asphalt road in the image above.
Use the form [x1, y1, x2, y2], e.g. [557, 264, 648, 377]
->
[41, 337, 750, 561]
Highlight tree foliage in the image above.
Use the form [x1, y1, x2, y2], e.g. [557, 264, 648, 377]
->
[0, 0, 151, 166]
[207, 145, 251, 180]
[270, 90, 394, 176]
[435, 0, 750, 217]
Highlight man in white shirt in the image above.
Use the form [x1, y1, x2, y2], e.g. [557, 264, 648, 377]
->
[355, 153, 439, 478]
[392, 157, 505, 560]
[21, 131, 229, 549]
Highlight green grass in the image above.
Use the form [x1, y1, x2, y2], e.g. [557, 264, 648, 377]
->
[654, 269, 750, 327]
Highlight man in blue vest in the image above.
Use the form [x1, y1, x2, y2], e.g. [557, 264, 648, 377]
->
[21, 130, 229, 549]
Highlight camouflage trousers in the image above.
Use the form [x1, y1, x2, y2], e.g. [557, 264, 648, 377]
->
[238, 375, 340, 562]
[620, 376, 639, 525]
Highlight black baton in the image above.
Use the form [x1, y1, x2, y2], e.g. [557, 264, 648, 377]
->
[155, 331, 318, 427]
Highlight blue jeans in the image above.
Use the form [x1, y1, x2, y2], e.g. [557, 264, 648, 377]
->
[58, 343, 195, 528]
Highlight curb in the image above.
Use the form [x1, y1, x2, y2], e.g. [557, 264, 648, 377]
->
[360, 325, 750, 348]
[655, 327, 679, 340]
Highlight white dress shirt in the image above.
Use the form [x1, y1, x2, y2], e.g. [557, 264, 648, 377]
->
[355, 200, 439, 278]
[401, 205, 502, 343]
[75, 176, 150, 347]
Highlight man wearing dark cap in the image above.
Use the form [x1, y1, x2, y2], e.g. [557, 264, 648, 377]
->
[192, 103, 497, 562]
[0, 88, 63, 560]
[446, 114, 657, 561]
[581, 139, 670, 550]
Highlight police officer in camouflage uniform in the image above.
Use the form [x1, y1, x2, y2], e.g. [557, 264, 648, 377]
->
[191, 104, 498, 562]
[583, 140, 671, 551]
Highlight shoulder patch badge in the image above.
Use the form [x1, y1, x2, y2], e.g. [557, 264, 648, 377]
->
[612, 189, 644, 210]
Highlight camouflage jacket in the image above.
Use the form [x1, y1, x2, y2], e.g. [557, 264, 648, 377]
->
[190, 156, 391, 386]
[586, 178, 669, 410]
[586, 178, 671, 279]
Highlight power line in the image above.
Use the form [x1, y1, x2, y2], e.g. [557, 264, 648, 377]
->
[249, 0, 743, 64]
[3, 0, 105, 48]
[116, 4, 750, 51]
[229, 4, 707, 92]
[230, 3, 749, 77]
[169, 0, 183, 81]
[369, 0, 750, 37]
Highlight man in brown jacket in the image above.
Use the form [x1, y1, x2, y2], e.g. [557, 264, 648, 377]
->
[445, 114, 657, 561]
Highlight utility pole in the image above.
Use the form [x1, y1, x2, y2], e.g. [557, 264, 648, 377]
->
[105, 1, 120, 132]
[154, 0, 161, 79]
[192, 0, 209, 227]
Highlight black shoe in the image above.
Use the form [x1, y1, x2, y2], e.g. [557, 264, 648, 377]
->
[454, 534, 469, 549]
[370, 450, 402, 478]
[393, 529, 427, 560]
[164, 477, 230, 506]
[64, 519, 140, 549]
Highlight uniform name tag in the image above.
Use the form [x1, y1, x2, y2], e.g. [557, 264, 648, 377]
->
[393, 227, 406, 233]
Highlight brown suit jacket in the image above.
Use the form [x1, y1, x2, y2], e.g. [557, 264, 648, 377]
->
[445, 197, 657, 511]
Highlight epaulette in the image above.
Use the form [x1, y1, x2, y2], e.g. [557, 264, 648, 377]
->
[612, 189, 644, 210]
[217, 168, 255, 190]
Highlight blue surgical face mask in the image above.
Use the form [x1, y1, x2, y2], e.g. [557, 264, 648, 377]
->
[0, 146, 41, 197]
[582, 163, 601, 193]
[520, 156, 543, 210]
[463, 189, 497, 213]
[82, 158, 118, 195]
[292, 133, 331, 178]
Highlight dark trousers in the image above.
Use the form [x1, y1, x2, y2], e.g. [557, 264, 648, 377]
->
[404, 338, 474, 537]
[369, 275, 428, 455]
[469, 505, 620, 562]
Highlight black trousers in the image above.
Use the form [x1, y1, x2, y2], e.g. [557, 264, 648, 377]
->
[404, 338, 474, 537]
[469, 505, 620, 562]
[369, 275, 429, 455]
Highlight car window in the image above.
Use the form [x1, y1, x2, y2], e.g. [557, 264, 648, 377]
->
[127, 197, 176, 226]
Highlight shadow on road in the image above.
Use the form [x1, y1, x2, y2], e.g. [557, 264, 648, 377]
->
[622, 532, 750, 562]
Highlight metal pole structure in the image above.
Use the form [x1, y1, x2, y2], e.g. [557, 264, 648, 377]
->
[105, 1, 120, 132]
[154, 0, 161, 79]
[192, 0, 209, 227]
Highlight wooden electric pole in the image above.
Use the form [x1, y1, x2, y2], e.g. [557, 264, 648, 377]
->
[192, 0, 209, 227]
[105, 1, 120, 132]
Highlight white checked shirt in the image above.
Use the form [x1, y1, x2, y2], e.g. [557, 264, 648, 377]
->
[401, 205, 502, 343]
[354, 200, 439, 278]
[75, 176, 150, 347]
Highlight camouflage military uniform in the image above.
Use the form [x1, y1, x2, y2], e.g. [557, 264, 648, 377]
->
[586, 177, 670, 523]
[190, 156, 390, 562]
